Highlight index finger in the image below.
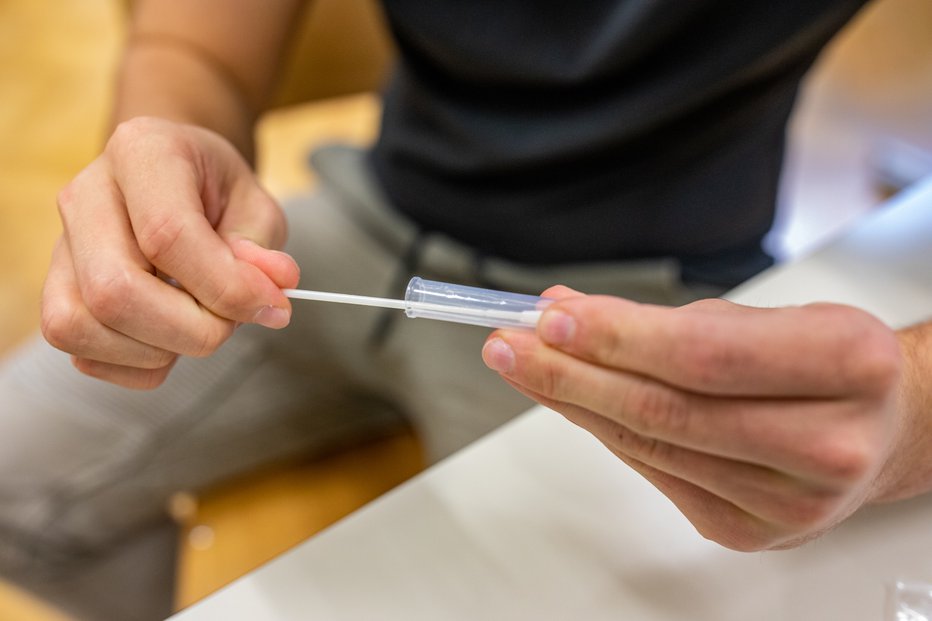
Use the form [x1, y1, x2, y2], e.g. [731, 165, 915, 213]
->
[536, 296, 899, 397]
[112, 132, 290, 325]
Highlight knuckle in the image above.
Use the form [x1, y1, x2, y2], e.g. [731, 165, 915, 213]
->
[773, 493, 840, 532]
[71, 357, 112, 385]
[198, 272, 267, 321]
[535, 357, 565, 397]
[110, 117, 151, 144]
[70, 356, 95, 377]
[73, 357, 170, 391]
[55, 183, 76, 217]
[109, 117, 173, 152]
[136, 367, 171, 391]
[187, 322, 233, 359]
[622, 381, 688, 438]
[190, 331, 219, 359]
[589, 319, 626, 366]
[812, 433, 876, 485]
[818, 305, 902, 394]
[621, 429, 671, 465]
[705, 530, 762, 553]
[141, 348, 178, 371]
[108, 118, 194, 177]
[200, 278, 252, 317]
[700, 508, 834, 552]
[694, 511, 774, 553]
[40, 299, 83, 353]
[686, 298, 733, 313]
[721, 531, 776, 553]
[108, 119, 149, 159]
[850, 331, 901, 396]
[83, 270, 134, 326]
[136, 212, 186, 266]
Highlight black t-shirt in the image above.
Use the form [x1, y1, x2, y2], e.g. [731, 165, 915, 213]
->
[370, 0, 868, 286]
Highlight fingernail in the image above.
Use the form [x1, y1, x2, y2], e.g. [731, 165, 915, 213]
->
[482, 338, 515, 374]
[252, 306, 290, 329]
[539, 309, 575, 346]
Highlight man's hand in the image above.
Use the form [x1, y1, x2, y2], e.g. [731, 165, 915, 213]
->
[41, 117, 299, 389]
[482, 287, 905, 551]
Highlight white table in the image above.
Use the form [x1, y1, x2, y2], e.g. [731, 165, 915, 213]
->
[171, 178, 932, 621]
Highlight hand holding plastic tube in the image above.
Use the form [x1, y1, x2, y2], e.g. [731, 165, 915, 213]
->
[481, 285, 920, 551]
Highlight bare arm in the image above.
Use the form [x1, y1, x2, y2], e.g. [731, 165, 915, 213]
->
[41, 1, 310, 388]
[115, 0, 308, 159]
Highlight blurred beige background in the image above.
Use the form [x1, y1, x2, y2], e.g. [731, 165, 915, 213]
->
[1, 0, 930, 619]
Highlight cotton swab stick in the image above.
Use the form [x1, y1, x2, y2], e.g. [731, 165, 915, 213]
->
[282, 288, 406, 310]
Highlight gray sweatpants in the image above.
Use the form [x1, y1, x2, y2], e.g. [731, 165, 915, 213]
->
[0, 145, 718, 621]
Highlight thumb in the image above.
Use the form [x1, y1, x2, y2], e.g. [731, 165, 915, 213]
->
[541, 284, 586, 300]
[229, 237, 300, 289]
[218, 183, 300, 289]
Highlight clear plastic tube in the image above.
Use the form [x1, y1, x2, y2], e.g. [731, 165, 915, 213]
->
[404, 277, 551, 330]
[283, 277, 552, 330]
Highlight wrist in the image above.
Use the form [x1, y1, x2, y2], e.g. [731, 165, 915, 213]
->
[870, 323, 932, 503]
[113, 39, 257, 161]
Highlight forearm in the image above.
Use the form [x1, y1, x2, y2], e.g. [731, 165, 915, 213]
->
[114, 41, 257, 159]
[871, 321, 932, 502]
[112, 0, 307, 162]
